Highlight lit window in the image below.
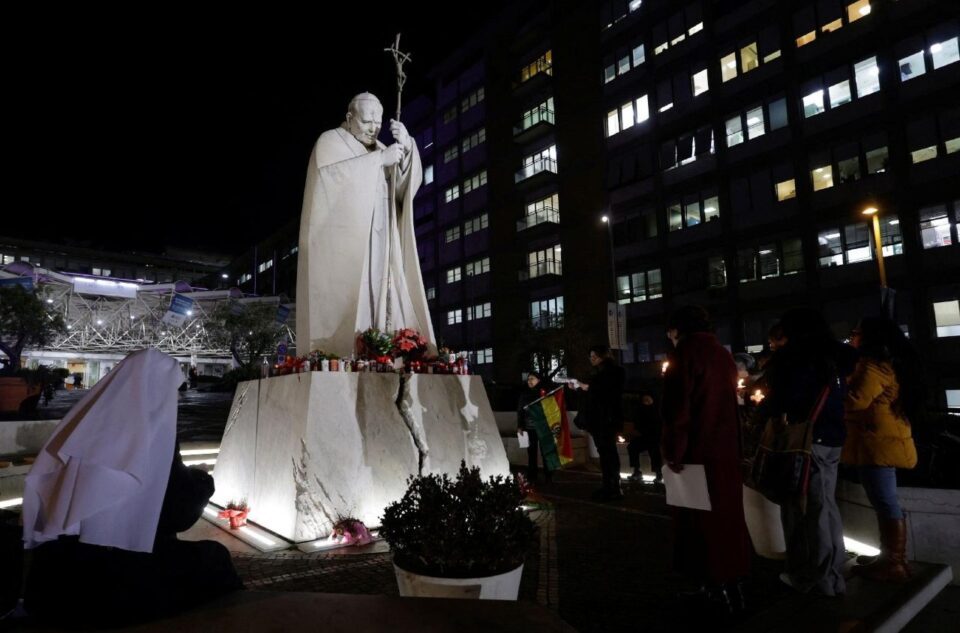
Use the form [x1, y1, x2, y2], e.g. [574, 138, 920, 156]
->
[426, 287, 436, 300]
[446, 267, 461, 283]
[845, 223, 873, 263]
[880, 217, 903, 257]
[740, 42, 759, 73]
[828, 80, 852, 108]
[671, 33, 686, 46]
[692, 69, 709, 96]
[899, 51, 926, 81]
[803, 90, 825, 118]
[703, 196, 720, 223]
[931, 37, 960, 70]
[911, 146, 939, 164]
[811, 165, 834, 191]
[947, 137, 960, 155]
[604, 65, 616, 84]
[947, 390, 960, 414]
[655, 41, 669, 55]
[465, 257, 490, 276]
[847, 1, 871, 22]
[776, 179, 797, 201]
[725, 116, 744, 147]
[934, 300, 960, 337]
[447, 309, 462, 325]
[746, 106, 765, 140]
[424, 165, 434, 185]
[606, 110, 620, 137]
[629, 0, 642, 11]
[633, 44, 646, 66]
[796, 31, 817, 48]
[635, 95, 650, 123]
[620, 101, 635, 131]
[618, 55, 631, 75]
[688, 22, 703, 36]
[444, 186, 460, 203]
[520, 50, 553, 82]
[444, 146, 459, 163]
[464, 213, 489, 235]
[444, 226, 461, 243]
[617, 269, 663, 304]
[866, 146, 889, 173]
[919, 205, 954, 248]
[853, 56, 880, 97]
[721, 53, 738, 82]
[821, 18, 843, 34]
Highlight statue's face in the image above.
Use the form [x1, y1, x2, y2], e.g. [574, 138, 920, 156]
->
[346, 101, 383, 148]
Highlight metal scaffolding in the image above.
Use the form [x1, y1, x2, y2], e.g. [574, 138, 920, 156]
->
[3, 264, 294, 359]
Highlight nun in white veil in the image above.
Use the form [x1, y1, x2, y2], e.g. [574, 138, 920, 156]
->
[22, 349, 241, 627]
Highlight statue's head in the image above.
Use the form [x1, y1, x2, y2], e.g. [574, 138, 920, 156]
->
[345, 93, 383, 148]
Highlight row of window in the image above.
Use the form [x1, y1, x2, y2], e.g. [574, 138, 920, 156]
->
[520, 50, 552, 83]
[668, 190, 719, 232]
[516, 145, 558, 182]
[794, 0, 872, 48]
[442, 128, 487, 165]
[517, 98, 555, 133]
[468, 348, 494, 365]
[617, 268, 663, 304]
[521, 193, 560, 230]
[444, 170, 488, 203]
[525, 245, 562, 280]
[531, 296, 564, 328]
[446, 302, 492, 325]
[445, 256, 491, 283]
[440, 87, 486, 125]
[725, 97, 789, 147]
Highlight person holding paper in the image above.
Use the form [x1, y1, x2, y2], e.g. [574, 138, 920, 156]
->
[661, 306, 751, 614]
[517, 372, 550, 483]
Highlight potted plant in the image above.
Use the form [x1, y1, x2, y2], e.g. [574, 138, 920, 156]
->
[379, 461, 536, 600]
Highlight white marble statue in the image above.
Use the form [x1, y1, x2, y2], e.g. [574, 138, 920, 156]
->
[295, 93, 435, 357]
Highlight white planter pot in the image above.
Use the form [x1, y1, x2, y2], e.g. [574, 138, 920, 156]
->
[393, 563, 524, 600]
[742, 484, 786, 559]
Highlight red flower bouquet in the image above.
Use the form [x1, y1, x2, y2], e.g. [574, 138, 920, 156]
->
[392, 328, 428, 362]
[219, 501, 250, 529]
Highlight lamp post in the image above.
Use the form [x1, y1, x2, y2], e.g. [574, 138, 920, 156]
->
[601, 215, 616, 298]
[863, 205, 894, 317]
[862, 206, 887, 288]
[602, 215, 623, 359]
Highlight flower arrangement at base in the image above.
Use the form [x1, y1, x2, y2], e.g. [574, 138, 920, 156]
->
[357, 328, 394, 359]
[330, 517, 374, 547]
[219, 500, 250, 529]
[392, 328, 428, 362]
[379, 461, 536, 579]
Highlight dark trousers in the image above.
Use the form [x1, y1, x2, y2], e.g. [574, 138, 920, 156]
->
[526, 428, 541, 480]
[592, 428, 621, 491]
[628, 434, 663, 476]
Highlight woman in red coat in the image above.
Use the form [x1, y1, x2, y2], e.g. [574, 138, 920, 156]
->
[661, 306, 751, 613]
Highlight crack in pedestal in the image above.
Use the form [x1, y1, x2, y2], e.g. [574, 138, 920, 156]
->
[395, 374, 428, 475]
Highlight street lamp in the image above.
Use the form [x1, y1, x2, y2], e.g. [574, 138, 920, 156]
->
[601, 214, 615, 297]
[862, 206, 887, 288]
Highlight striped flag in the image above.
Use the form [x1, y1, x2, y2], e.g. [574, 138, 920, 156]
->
[524, 387, 574, 471]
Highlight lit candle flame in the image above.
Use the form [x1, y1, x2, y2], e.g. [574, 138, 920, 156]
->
[737, 378, 745, 390]
[750, 389, 765, 404]
[661, 361, 669, 374]
[617, 435, 627, 444]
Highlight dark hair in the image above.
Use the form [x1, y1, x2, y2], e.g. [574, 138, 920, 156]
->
[526, 371, 542, 382]
[667, 305, 712, 336]
[589, 344, 610, 357]
[856, 317, 924, 422]
[775, 307, 838, 382]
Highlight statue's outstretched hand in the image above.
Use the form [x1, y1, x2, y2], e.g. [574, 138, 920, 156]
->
[390, 119, 412, 151]
[382, 143, 404, 167]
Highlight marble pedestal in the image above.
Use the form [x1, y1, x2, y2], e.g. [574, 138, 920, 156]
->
[211, 373, 510, 544]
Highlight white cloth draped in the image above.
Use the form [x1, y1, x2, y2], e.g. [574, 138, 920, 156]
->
[22, 348, 183, 553]
[295, 125, 435, 357]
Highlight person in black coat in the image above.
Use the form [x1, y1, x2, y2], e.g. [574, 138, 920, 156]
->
[577, 344, 626, 500]
[627, 391, 663, 483]
[517, 372, 552, 483]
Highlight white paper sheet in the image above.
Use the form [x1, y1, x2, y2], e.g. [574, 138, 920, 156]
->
[517, 430, 530, 449]
[662, 464, 712, 511]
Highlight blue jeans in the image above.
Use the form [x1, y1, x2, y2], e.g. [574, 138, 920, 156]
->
[859, 466, 903, 519]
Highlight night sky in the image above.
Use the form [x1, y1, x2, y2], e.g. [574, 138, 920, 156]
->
[6, 4, 506, 257]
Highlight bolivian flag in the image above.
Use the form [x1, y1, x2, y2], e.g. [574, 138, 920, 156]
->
[524, 387, 574, 471]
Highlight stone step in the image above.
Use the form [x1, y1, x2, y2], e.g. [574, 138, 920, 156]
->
[739, 561, 953, 633]
[5, 590, 577, 632]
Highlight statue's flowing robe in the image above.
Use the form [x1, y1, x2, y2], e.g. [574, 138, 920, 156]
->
[295, 125, 435, 357]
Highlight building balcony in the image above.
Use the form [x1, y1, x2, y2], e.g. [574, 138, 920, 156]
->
[516, 206, 560, 231]
[519, 259, 562, 281]
[514, 157, 558, 184]
[513, 106, 555, 144]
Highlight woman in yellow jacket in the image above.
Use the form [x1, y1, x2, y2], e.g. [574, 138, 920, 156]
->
[843, 317, 921, 582]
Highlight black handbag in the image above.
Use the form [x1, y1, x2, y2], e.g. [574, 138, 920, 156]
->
[751, 386, 829, 511]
